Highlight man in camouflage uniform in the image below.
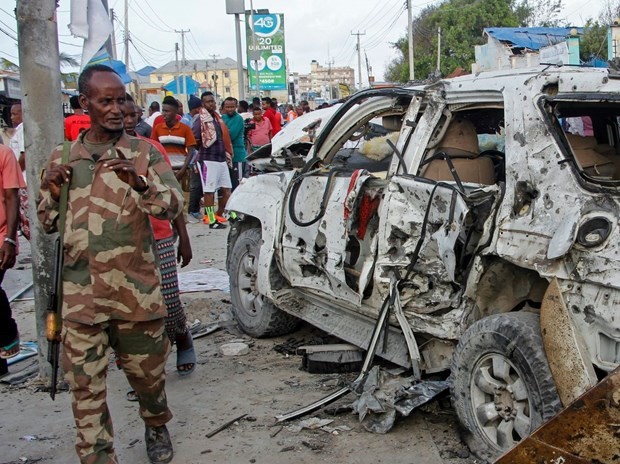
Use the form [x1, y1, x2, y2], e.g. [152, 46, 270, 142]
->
[37, 64, 183, 464]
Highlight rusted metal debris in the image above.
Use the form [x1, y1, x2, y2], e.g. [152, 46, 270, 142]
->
[495, 366, 620, 464]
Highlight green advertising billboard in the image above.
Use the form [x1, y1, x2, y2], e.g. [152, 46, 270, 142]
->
[245, 13, 286, 91]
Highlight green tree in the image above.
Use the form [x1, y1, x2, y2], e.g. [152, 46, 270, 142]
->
[579, 20, 608, 62]
[386, 0, 525, 82]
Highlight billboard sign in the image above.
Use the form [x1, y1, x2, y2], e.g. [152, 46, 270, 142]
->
[246, 13, 287, 91]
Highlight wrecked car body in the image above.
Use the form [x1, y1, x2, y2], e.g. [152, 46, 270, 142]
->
[226, 67, 620, 462]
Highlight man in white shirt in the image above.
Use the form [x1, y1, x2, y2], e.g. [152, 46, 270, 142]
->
[8, 104, 24, 171]
[146, 101, 162, 127]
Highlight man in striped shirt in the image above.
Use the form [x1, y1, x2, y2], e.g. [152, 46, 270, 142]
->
[151, 96, 197, 182]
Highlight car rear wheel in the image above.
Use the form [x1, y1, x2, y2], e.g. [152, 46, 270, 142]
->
[228, 226, 299, 337]
[450, 312, 561, 463]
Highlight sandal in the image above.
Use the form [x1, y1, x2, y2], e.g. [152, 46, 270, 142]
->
[176, 337, 196, 377]
[0, 336, 19, 359]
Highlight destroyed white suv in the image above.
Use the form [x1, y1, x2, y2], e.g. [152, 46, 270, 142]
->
[226, 66, 620, 461]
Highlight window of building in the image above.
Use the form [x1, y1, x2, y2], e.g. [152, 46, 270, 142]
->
[157, 75, 162, 82]
[224, 71, 229, 78]
[225, 86, 231, 94]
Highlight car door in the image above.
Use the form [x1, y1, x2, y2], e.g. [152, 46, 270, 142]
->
[277, 91, 413, 308]
[372, 98, 504, 335]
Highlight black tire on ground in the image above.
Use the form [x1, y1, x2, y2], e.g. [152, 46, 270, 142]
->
[228, 226, 299, 337]
[450, 312, 561, 463]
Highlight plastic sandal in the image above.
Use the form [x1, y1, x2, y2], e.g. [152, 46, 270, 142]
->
[0, 337, 20, 359]
[176, 339, 196, 377]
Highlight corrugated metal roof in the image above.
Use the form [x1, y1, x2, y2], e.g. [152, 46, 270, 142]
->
[484, 27, 583, 51]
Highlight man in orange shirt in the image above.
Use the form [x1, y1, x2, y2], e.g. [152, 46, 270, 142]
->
[64, 95, 91, 141]
[151, 96, 197, 182]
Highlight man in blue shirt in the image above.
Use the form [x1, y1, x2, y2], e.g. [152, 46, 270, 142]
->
[221, 97, 247, 190]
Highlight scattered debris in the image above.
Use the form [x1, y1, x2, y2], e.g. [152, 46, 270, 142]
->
[19, 435, 55, 442]
[220, 342, 250, 356]
[286, 417, 333, 433]
[189, 320, 222, 340]
[127, 439, 140, 447]
[298, 344, 364, 374]
[269, 426, 283, 438]
[280, 445, 295, 452]
[1, 357, 38, 385]
[351, 366, 450, 434]
[178, 268, 229, 294]
[302, 439, 325, 451]
[206, 413, 248, 438]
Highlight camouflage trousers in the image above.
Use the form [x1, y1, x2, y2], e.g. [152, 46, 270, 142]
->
[62, 318, 173, 464]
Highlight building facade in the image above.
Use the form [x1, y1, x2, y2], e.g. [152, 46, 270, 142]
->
[150, 57, 247, 101]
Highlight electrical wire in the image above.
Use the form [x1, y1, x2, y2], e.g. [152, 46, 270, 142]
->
[0, 26, 17, 42]
[0, 49, 19, 60]
[127, 1, 174, 34]
[364, 6, 407, 50]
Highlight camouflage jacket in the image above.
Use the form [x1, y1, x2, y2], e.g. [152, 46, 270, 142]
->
[37, 131, 184, 324]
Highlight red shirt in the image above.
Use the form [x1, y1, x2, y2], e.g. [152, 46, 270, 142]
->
[263, 108, 281, 135]
[137, 135, 174, 241]
[64, 114, 91, 141]
[151, 120, 197, 155]
[152, 114, 181, 129]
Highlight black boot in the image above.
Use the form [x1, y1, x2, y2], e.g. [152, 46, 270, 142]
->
[145, 425, 173, 464]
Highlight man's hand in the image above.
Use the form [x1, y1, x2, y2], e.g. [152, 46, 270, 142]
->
[103, 159, 147, 192]
[41, 164, 73, 202]
[0, 242, 17, 270]
[177, 237, 192, 267]
[175, 167, 186, 181]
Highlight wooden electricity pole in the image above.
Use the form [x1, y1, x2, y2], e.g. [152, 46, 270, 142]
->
[16, 0, 64, 381]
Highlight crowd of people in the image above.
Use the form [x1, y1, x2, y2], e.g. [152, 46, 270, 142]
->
[0, 62, 332, 463]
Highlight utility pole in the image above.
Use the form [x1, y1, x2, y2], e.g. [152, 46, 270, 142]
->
[109, 9, 117, 60]
[326, 57, 334, 101]
[407, 0, 414, 80]
[124, 0, 129, 69]
[437, 27, 442, 72]
[16, 0, 64, 380]
[175, 29, 190, 99]
[210, 54, 219, 101]
[102, 0, 116, 59]
[234, 12, 245, 100]
[225, 0, 246, 100]
[351, 31, 366, 89]
[175, 43, 180, 97]
[249, 0, 261, 96]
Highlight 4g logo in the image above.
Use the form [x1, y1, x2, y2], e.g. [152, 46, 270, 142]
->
[252, 14, 281, 37]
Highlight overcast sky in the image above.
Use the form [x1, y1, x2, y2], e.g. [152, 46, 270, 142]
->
[0, 0, 609, 85]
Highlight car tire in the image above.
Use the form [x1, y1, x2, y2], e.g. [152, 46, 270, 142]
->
[228, 226, 299, 337]
[450, 312, 561, 463]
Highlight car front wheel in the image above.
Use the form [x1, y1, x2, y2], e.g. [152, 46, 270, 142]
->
[228, 226, 299, 337]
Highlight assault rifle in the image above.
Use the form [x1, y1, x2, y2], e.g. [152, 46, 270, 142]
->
[45, 236, 63, 400]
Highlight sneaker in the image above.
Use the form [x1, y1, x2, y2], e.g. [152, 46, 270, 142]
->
[145, 425, 173, 464]
[187, 214, 200, 224]
[209, 222, 227, 229]
[215, 214, 228, 224]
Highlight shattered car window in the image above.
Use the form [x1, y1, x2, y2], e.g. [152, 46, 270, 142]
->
[547, 99, 620, 183]
[417, 108, 506, 185]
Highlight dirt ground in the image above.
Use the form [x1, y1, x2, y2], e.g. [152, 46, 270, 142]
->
[0, 223, 479, 464]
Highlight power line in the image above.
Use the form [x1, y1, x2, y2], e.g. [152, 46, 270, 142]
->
[0, 49, 19, 60]
[128, 1, 175, 34]
[142, 1, 175, 32]
[0, 26, 17, 42]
